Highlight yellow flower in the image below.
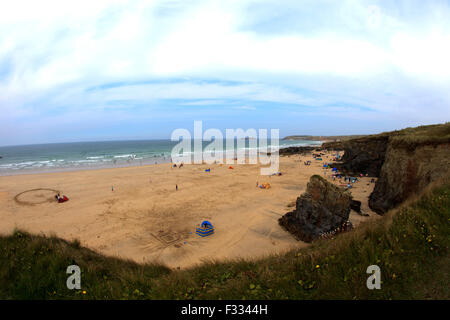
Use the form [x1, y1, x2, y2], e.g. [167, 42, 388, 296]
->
[315, 265, 320, 269]
[82, 290, 87, 295]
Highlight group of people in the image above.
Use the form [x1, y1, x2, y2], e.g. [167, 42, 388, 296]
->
[55, 193, 69, 203]
[344, 176, 359, 183]
[312, 152, 325, 158]
[172, 163, 184, 168]
[320, 163, 363, 190]
[256, 182, 271, 189]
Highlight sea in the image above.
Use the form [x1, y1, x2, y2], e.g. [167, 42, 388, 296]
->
[0, 139, 322, 176]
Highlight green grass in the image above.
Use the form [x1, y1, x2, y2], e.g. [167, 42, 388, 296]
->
[1, 182, 449, 300]
[388, 122, 450, 149]
[364, 122, 450, 148]
[323, 122, 450, 150]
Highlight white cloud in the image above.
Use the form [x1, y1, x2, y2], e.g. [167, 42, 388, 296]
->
[234, 105, 256, 110]
[391, 31, 450, 79]
[1, 0, 450, 145]
[2, 0, 450, 94]
[179, 99, 226, 106]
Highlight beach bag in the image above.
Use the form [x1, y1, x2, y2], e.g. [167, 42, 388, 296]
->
[58, 195, 69, 203]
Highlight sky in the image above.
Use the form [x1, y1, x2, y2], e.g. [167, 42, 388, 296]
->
[1, 0, 450, 146]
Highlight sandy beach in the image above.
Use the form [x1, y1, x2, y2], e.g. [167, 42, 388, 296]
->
[0, 150, 378, 269]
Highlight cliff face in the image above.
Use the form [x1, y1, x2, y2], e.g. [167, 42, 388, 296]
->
[369, 141, 450, 214]
[279, 146, 318, 156]
[323, 123, 450, 215]
[279, 175, 352, 242]
[323, 135, 389, 177]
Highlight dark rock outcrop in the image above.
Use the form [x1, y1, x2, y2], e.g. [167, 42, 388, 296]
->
[279, 146, 319, 156]
[350, 200, 361, 213]
[321, 141, 345, 151]
[279, 175, 353, 242]
[323, 135, 389, 177]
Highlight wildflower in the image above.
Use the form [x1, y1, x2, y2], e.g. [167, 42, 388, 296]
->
[82, 290, 87, 295]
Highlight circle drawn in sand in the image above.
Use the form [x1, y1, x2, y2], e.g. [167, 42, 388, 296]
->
[14, 188, 60, 206]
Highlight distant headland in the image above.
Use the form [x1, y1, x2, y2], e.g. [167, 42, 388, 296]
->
[282, 135, 367, 142]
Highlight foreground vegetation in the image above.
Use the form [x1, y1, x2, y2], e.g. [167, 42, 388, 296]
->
[1, 181, 449, 299]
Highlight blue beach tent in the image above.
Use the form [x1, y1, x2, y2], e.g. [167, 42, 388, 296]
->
[196, 220, 214, 237]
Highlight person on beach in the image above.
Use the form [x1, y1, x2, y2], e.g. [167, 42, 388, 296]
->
[176, 184, 178, 191]
[112, 186, 114, 191]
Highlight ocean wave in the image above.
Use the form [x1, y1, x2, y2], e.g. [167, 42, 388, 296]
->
[113, 154, 136, 159]
[0, 140, 323, 175]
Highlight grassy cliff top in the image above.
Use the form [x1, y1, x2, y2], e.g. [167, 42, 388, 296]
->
[388, 122, 450, 148]
[323, 122, 450, 149]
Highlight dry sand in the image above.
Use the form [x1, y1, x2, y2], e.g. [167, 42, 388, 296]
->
[0, 151, 379, 269]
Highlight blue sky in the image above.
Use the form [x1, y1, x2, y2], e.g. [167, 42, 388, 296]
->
[1, 0, 450, 146]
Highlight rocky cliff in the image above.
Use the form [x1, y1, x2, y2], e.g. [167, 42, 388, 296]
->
[369, 139, 450, 214]
[279, 175, 352, 242]
[322, 134, 389, 177]
[279, 146, 318, 156]
[324, 123, 450, 215]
